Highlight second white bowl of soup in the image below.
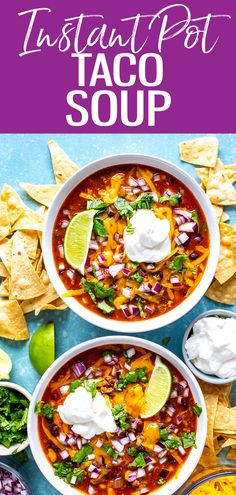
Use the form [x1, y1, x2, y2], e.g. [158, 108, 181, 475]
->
[43, 154, 219, 332]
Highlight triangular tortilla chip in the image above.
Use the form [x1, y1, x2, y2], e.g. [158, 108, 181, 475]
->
[0, 299, 29, 340]
[212, 205, 223, 224]
[221, 211, 230, 222]
[12, 208, 44, 232]
[1, 184, 26, 225]
[35, 298, 67, 315]
[10, 235, 46, 300]
[21, 271, 59, 314]
[0, 201, 10, 241]
[0, 262, 8, 278]
[17, 230, 38, 260]
[207, 166, 236, 205]
[215, 223, 236, 284]
[0, 277, 10, 296]
[20, 182, 60, 208]
[205, 274, 236, 305]
[195, 168, 209, 188]
[179, 137, 219, 167]
[0, 237, 13, 272]
[48, 140, 78, 184]
[224, 164, 236, 183]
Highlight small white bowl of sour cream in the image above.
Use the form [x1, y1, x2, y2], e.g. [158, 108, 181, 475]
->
[182, 309, 236, 384]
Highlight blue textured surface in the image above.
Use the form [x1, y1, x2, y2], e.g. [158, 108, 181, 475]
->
[0, 133, 236, 493]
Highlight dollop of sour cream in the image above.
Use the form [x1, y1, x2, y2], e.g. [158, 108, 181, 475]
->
[185, 317, 236, 379]
[124, 210, 171, 263]
[58, 387, 117, 439]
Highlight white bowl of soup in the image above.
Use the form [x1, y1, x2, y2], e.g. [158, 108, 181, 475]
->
[28, 336, 207, 495]
[43, 153, 219, 332]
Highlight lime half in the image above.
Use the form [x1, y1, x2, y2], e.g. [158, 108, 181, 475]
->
[0, 349, 12, 380]
[29, 322, 54, 375]
[141, 357, 172, 418]
[64, 210, 96, 275]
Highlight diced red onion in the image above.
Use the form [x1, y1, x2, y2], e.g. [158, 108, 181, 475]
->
[111, 439, 124, 453]
[70, 475, 77, 485]
[89, 240, 99, 250]
[58, 262, 66, 272]
[122, 287, 132, 298]
[95, 269, 105, 281]
[178, 446, 186, 456]
[76, 438, 82, 449]
[144, 305, 153, 314]
[194, 235, 203, 244]
[154, 444, 163, 453]
[128, 304, 139, 317]
[126, 347, 136, 358]
[87, 454, 95, 461]
[0, 468, 28, 495]
[128, 472, 137, 483]
[60, 450, 69, 460]
[58, 245, 64, 258]
[147, 464, 154, 472]
[170, 390, 178, 399]
[137, 468, 146, 478]
[138, 177, 146, 187]
[81, 438, 88, 444]
[175, 232, 189, 245]
[128, 177, 138, 187]
[66, 269, 75, 280]
[114, 233, 124, 244]
[98, 253, 107, 264]
[128, 432, 136, 442]
[145, 456, 155, 464]
[113, 253, 124, 263]
[167, 405, 176, 417]
[177, 396, 182, 404]
[158, 450, 167, 459]
[173, 375, 179, 383]
[133, 187, 141, 194]
[90, 471, 100, 479]
[59, 385, 69, 396]
[61, 220, 69, 229]
[170, 275, 182, 287]
[174, 215, 186, 226]
[159, 457, 167, 465]
[123, 268, 131, 277]
[174, 208, 192, 220]
[124, 362, 131, 371]
[142, 184, 150, 192]
[88, 485, 95, 495]
[73, 361, 86, 377]
[103, 354, 118, 365]
[111, 366, 117, 376]
[180, 380, 187, 389]
[176, 415, 183, 425]
[85, 367, 93, 377]
[58, 432, 67, 445]
[121, 304, 131, 318]
[153, 173, 160, 182]
[67, 436, 77, 447]
[183, 388, 190, 397]
[179, 221, 197, 233]
[139, 282, 152, 293]
[109, 263, 125, 278]
[92, 261, 99, 270]
[96, 439, 103, 448]
[146, 263, 156, 270]
[120, 436, 130, 446]
[152, 282, 162, 294]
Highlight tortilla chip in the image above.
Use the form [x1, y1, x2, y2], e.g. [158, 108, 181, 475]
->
[0, 262, 8, 278]
[179, 137, 219, 167]
[0, 299, 29, 340]
[198, 446, 219, 467]
[207, 165, 236, 205]
[0, 237, 13, 272]
[0, 201, 10, 241]
[16, 230, 38, 260]
[224, 164, 236, 183]
[1, 184, 26, 225]
[0, 277, 10, 296]
[20, 182, 60, 208]
[10, 234, 46, 300]
[35, 298, 67, 315]
[226, 447, 236, 460]
[195, 168, 209, 188]
[221, 438, 236, 449]
[215, 405, 236, 432]
[221, 211, 230, 222]
[215, 223, 236, 284]
[21, 271, 59, 314]
[12, 208, 44, 232]
[212, 205, 223, 224]
[48, 140, 78, 184]
[198, 381, 219, 453]
[205, 274, 236, 305]
[218, 382, 232, 407]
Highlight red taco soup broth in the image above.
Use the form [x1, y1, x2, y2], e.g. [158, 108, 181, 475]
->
[52, 165, 209, 320]
[37, 345, 198, 495]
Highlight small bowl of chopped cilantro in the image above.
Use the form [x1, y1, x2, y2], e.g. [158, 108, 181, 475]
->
[0, 381, 31, 455]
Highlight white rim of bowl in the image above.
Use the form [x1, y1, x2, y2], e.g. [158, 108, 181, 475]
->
[28, 335, 207, 495]
[43, 153, 220, 332]
[0, 381, 32, 455]
[182, 309, 236, 384]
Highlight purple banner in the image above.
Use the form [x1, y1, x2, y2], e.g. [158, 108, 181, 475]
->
[1, 0, 235, 132]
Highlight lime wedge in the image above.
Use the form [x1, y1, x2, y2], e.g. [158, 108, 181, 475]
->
[141, 357, 172, 419]
[64, 210, 96, 275]
[0, 349, 12, 380]
[29, 322, 55, 375]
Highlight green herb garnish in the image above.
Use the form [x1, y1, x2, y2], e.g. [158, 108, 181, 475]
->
[157, 479, 166, 486]
[126, 225, 135, 235]
[97, 300, 115, 314]
[93, 218, 107, 237]
[112, 405, 131, 431]
[193, 403, 202, 417]
[159, 192, 182, 206]
[87, 199, 108, 213]
[115, 368, 147, 391]
[203, 223, 208, 232]
[130, 272, 144, 284]
[53, 462, 84, 485]
[181, 432, 196, 449]
[35, 401, 54, 420]
[72, 444, 93, 464]
[127, 446, 140, 457]
[132, 193, 154, 210]
[102, 443, 118, 459]
[114, 198, 134, 218]
[160, 428, 169, 441]
[192, 211, 199, 231]
[168, 255, 188, 273]
[163, 437, 182, 450]
[136, 297, 146, 319]
[82, 279, 114, 305]
[0, 387, 29, 449]
[70, 379, 100, 398]
[129, 452, 147, 468]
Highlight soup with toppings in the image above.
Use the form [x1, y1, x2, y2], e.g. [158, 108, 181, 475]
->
[52, 165, 209, 320]
[37, 345, 200, 494]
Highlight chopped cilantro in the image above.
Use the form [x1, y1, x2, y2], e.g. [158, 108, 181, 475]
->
[159, 192, 182, 206]
[136, 297, 146, 319]
[126, 225, 135, 235]
[114, 198, 133, 218]
[192, 211, 199, 231]
[0, 387, 29, 449]
[163, 437, 182, 450]
[181, 432, 196, 449]
[66, 470, 84, 485]
[160, 428, 169, 441]
[97, 300, 115, 314]
[115, 368, 147, 391]
[162, 336, 171, 346]
[112, 405, 131, 431]
[102, 443, 118, 459]
[87, 199, 108, 213]
[193, 403, 202, 417]
[72, 444, 93, 464]
[130, 272, 144, 284]
[82, 279, 114, 305]
[203, 223, 208, 232]
[53, 462, 84, 485]
[168, 255, 188, 273]
[130, 262, 139, 269]
[127, 446, 140, 457]
[70, 380, 82, 392]
[129, 452, 147, 468]
[70, 379, 100, 398]
[93, 218, 107, 237]
[35, 401, 54, 420]
[157, 479, 166, 486]
[132, 193, 154, 210]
